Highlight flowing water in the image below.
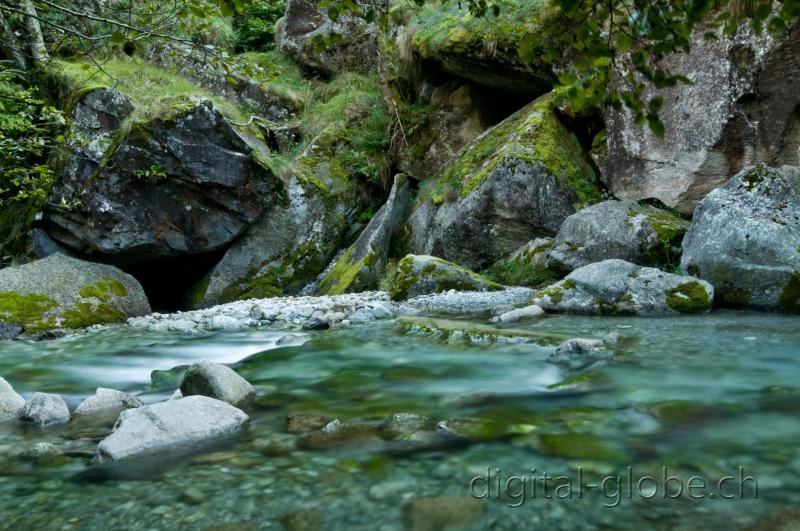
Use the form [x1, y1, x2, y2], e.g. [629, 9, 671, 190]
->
[0, 310, 799, 530]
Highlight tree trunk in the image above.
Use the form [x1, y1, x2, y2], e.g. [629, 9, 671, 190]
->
[21, 0, 49, 68]
[0, 9, 28, 70]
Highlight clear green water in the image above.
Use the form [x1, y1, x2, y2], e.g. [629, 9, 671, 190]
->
[0, 311, 799, 530]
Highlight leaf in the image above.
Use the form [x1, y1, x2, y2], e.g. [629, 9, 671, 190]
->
[110, 31, 126, 44]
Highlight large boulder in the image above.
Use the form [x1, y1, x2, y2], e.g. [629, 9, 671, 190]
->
[548, 200, 690, 273]
[531, 259, 714, 316]
[407, 1, 558, 95]
[277, 0, 385, 75]
[389, 254, 502, 301]
[482, 237, 557, 288]
[43, 88, 282, 263]
[0, 377, 25, 421]
[73, 388, 143, 418]
[316, 174, 412, 295]
[180, 360, 255, 408]
[0, 254, 150, 332]
[681, 164, 800, 312]
[407, 95, 602, 270]
[94, 396, 249, 462]
[396, 85, 491, 180]
[190, 166, 360, 308]
[19, 393, 70, 427]
[602, 22, 800, 214]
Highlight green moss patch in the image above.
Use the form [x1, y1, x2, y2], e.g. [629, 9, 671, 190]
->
[665, 281, 712, 314]
[79, 278, 128, 302]
[62, 301, 127, 329]
[0, 292, 58, 331]
[483, 259, 557, 288]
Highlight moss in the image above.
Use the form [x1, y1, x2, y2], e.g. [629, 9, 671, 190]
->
[389, 255, 501, 301]
[547, 371, 610, 391]
[665, 281, 712, 314]
[719, 286, 752, 309]
[534, 278, 575, 304]
[237, 270, 284, 300]
[79, 278, 128, 302]
[778, 272, 800, 313]
[0, 292, 58, 331]
[317, 247, 377, 296]
[562, 278, 577, 290]
[483, 259, 557, 288]
[641, 400, 710, 428]
[536, 433, 627, 462]
[61, 301, 127, 329]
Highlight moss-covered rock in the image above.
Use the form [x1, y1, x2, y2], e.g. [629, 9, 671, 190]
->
[389, 255, 503, 301]
[0, 254, 150, 333]
[532, 259, 713, 316]
[317, 175, 411, 295]
[548, 200, 690, 273]
[482, 237, 558, 287]
[681, 164, 800, 312]
[408, 0, 559, 95]
[406, 94, 602, 270]
[532, 432, 627, 462]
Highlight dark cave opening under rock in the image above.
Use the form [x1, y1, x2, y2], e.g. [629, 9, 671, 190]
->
[119, 251, 226, 313]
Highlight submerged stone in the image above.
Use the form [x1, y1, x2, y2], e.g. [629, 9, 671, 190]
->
[19, 393, 70, 427]
[180, 360, 255, 408]
[402, 496, 486, 531]
[73, 388, 143, 418]
[94, 396, 249, 463]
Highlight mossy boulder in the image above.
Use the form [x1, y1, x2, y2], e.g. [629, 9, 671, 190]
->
[317, 174, 412, 295]
[0, 253, 150, 333]
[406, 94, 602, 270]
[408, 0, 559, 95]
[548, 199, 690, 273]
[389, 255, 502, 301]
[531, 259, 713, 316]
[278, 0, 383, 75]
[681, 164, 800, 312]
[43, 85, 282, 264]
[482, 237, 558, 288]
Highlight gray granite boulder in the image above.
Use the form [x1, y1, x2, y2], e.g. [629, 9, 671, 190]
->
[19, 393, 70, 427]
[548, 200, 689, 273]
[94, 396, 249, 462]
[0, 377, 25, 421]
[389, 255, 502, 301]
[0, 253, 150, 332]
[531, 259, 714, 316]
[180, 360, 255, 407]
[681, 164, 800, 312]
[73, 388, 143, 418]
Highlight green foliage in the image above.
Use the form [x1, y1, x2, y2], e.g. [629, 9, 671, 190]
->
[234, 0, 286, 51]
[0, 292, 57, 331]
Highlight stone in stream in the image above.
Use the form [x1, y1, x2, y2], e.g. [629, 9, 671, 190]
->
[285, 412, 331, 434]
[380, 413, 434, 440]
[550, 333, 620, 370]
[531, 259, 714, 316]
[402, 496, 486, 531]
[19, 392, 70, 427]
[94, 396, 249, 463]
[72, 387, 143, 418]
[0, 322, 22, 340]
[490, 304, 545, 323]
[180, 360, 255, 408]
[0, 377, 25, 421]
[389, 254, 503, 301]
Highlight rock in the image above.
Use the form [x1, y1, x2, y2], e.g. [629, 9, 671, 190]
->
[380, 413, 433, 440]
[19, 393, 70, 427]
[0, 377, 25, 421]
[73, 388, 143, 418]
[401, 286, 534, 315]
[251, 433, 297, 456]
[44, 89, 282, 263]
[546, 371, 612, 393]
[402, 496, 486, 531]
[317, 174, 412, 295]
[22, 442, 61, 458]
[398, 316, 567, 346]
[94, 396, 249, 463]
[490, 304, 545, 323]
[286, 413, 331, 434]
[408, 1, 558, 95]
[407, 95, 602, 270]
[681, 164, 800, 312]
[602, 23, 800, 214]
[280, 508, 323, 531]
[547, 200, 689, 274]
[180, 360, 255, 408]
[278, 0, 384, 75]
[531, 259, 714, 316]
[550, 333, 620, 370]
[389, 255, 502, 301]
[482, 237, 557, 288]
[397, 85, 491, 180]
[0, 254, 150, 331]
[0, 321, 22, 340]
[178, 486, 205, 506]
[192, 170, 359, 308]
[296, 421, 381, 450]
